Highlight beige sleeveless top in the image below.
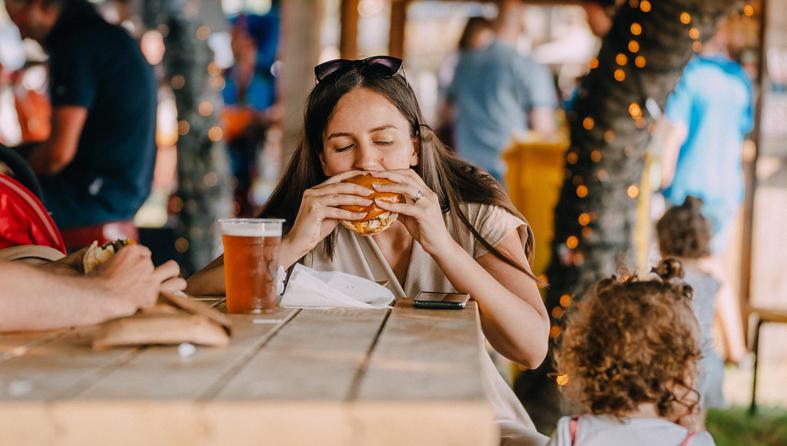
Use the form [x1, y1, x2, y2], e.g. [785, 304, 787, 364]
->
[301, 202, 547, 445]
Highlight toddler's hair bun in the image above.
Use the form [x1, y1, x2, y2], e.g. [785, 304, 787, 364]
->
[652, 258, 693, 300]
[682, 196, 704, 212]
[595, 276, 618, 297]
[652, 257, 685, 282]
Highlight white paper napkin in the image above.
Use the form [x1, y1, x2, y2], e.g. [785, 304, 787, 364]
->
[280, 264, 394, 309]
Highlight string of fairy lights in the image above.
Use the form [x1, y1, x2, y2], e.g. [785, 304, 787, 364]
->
[552, 1, 758, 387]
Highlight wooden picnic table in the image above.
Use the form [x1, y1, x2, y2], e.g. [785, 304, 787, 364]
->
[0, 298, 497, 445]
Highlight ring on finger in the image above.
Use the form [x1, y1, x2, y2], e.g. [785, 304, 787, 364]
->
[412, 189, 425, 204]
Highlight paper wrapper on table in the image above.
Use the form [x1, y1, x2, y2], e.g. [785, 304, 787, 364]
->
[281, 264, 394, 309]
[91, 292, 232, 350]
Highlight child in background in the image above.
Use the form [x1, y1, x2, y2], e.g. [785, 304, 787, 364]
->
[657, 196, 725, 410]
[548, 258, 715, 446]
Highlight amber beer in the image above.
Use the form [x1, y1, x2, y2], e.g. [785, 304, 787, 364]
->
[219, 219, 284, 313]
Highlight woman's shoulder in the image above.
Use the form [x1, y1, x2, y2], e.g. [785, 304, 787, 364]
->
[458, 202, 530, 238]
[456, 201, 533, 259]
[458, 201, 523, 223]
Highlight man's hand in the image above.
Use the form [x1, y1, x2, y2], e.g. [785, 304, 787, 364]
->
[91, 245, 186, 317]
[38, 246, 88, 276]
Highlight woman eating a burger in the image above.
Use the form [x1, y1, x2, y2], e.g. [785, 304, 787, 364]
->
[187, 56, 549, 445]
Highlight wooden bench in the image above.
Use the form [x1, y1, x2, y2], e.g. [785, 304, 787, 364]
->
[748, 306, 787, 415]
[0, 299, 496, 445]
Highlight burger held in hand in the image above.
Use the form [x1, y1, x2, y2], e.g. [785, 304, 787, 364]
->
[82, 239, 133, 274]
[339, 174, 405, 236]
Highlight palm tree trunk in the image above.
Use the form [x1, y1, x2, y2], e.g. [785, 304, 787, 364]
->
[516, 0, 738, 431]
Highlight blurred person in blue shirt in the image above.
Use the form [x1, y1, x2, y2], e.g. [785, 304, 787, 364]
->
[446, 1, 558, 181]
[222, 8, 280, 217]
[435, 16, 495, 150]
[659, 21, 754, 364]
[661, 26, 753, 254]
[223, 12, 279, 114]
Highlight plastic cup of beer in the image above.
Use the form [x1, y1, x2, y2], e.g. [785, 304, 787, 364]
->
[219, 218, 285, 313]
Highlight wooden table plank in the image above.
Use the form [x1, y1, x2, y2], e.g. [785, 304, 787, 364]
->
[0, 326, 140, 401]
[0, 303, 498, 446]
[75, 308, 298, 400]
[0, 297, 219, 370]
[0, 401, 353, 446]
[0, 401, 497, 446]
[350, 401, 497, 445]
[0, 330, 66, 365]
[350, 301, 497, 445]
[214, 308, 389, 401]
[205, 401, 497, 446]
[355, 300, 486, 401]
[0, 402, 203, 446]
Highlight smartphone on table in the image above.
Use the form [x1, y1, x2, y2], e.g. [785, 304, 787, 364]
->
[413, 291, 470, 309]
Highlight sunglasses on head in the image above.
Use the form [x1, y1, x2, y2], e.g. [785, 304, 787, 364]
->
[314, 56, 403, 82]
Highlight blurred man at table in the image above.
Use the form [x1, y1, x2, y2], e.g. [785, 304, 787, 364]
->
[446, 0, 558, 181]
[4, 0, 157, 250]
[0, 244, 185, 332]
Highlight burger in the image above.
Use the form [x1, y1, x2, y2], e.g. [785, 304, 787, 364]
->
[339, 174, 405, 236]
[82, 239, 133, 274]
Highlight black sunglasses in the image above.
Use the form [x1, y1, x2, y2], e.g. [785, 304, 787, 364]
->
[314, 56, 403, 82]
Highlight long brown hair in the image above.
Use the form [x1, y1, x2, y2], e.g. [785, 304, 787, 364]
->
[258, 66, 536, 280]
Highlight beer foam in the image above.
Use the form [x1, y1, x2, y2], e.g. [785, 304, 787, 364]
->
[221, 225, 281, 237]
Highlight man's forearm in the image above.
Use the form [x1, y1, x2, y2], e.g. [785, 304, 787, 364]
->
[0, 263, 127, 332]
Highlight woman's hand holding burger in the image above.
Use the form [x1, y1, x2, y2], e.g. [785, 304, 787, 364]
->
[368, 169, 456, 256]
[285, 169, 455, 263]
[284, 170, 373, 261]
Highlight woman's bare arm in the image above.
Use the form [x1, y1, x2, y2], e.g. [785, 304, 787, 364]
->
[431, 229, 549, 369]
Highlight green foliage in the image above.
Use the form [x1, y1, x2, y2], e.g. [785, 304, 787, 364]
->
[707, 406, 787, 446]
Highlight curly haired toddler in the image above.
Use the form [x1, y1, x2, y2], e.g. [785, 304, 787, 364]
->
[547, 258, 715, 446]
